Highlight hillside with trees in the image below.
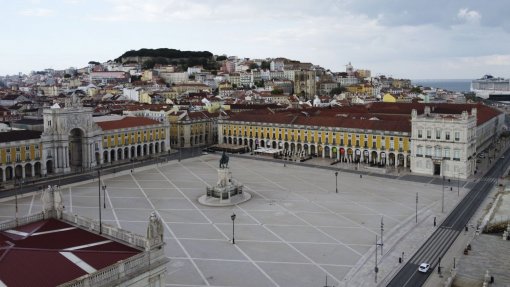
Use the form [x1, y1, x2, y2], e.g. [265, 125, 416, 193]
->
[115, 48, 217, 70]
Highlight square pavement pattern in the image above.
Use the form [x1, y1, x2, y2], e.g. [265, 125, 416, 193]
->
[0, 155, 453, 287]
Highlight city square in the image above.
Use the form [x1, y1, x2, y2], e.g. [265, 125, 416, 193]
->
[0, 154, 467, 287]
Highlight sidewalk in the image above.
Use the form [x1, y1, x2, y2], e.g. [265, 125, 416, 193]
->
[423, 185, 499, 287]
[342, 181, 470, 287]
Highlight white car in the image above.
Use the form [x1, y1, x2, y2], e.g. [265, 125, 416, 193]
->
[418, 263, 430, 273]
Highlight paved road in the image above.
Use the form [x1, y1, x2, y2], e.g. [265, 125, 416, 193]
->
[387, 150, 510, 287]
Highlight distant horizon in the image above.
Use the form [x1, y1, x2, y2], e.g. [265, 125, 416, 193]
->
[411, 79, 474, 81]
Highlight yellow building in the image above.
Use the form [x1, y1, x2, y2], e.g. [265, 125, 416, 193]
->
[382, 93, 397, 102]
[139, 90, 152, 104]
[1, 100, 170, 183]
[0, 130, 43, 181]
[218, 105, 412, 168]
[346, 84, 373, 95]
[141, 70, 153, 82]
[169, 111, 220, 148]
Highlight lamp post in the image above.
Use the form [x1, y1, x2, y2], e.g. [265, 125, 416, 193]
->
[97, 170, 102, 234]
[442, 176, 445, 213]
[15, 177, 22, 226]
[380, 216, 384, 256]
[102, 184, 107, 209]
[416, 192, 418, 223]
[335, 171, 338, 193]
[231, 212, 236, 244]
[457, 172, 460, 196]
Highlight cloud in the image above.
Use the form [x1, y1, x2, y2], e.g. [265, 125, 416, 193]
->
[19, 8, 55, 17]
[457, 54, 510, 67]
[457, 8, 481, 24]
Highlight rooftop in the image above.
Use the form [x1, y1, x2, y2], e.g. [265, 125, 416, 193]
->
[0, 130, 42, 143]
[224, 103, 502, 132]
[96, 116, 162, 130]
[0, 218, 141, 287]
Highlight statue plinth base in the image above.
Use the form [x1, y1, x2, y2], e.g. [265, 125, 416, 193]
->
[198, 167, 251, 207]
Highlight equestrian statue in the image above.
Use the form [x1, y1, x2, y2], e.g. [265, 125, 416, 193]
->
[219, 151, 229, 168]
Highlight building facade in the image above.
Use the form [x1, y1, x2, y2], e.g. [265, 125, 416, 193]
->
[0, 95, 170, 182]
[169, 111, 220, 148]
[218, 106, 412, 168]
[217, 103, 504, 179]
[410, 107, 477, 178]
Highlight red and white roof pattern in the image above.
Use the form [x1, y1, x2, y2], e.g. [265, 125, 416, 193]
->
[0, 219, 140, 287]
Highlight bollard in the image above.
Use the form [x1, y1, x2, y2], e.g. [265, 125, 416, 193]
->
[399, 257, 402, 263]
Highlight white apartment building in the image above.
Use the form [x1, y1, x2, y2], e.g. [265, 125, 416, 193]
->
[411, 106, 477, 179]
[159, 72, 188, 84]
[270, 59, 285, 71]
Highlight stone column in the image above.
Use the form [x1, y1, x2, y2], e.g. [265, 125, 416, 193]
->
[22, 165, 26, 179]
[1, 168, 5, 182]
[65, 146, 69, 168]
[31, 164, 35, 177]
[53, 147, 58, 168]
[404, 155, 407, 168]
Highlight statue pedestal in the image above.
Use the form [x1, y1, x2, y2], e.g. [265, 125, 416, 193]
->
[198, 168, 251, 207]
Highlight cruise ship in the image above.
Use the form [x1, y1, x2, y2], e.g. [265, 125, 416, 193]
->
[471, 75, 510, 100]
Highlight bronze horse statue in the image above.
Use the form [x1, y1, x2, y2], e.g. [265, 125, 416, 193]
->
[219, 151, 229, 168]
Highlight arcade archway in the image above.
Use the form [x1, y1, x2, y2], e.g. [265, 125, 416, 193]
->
[69, 128, 84, 168]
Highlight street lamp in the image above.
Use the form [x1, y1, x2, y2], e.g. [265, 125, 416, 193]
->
[415, 192, 419, 223]
[97, 170, 102, 234]
[15, 177, 22, 225]
[442, 176, 445, 213]
[457, 172, 460, 197]
[335, 171, 338, 193]
[102, 184, 107, 209]
[231, 212, 236, 244]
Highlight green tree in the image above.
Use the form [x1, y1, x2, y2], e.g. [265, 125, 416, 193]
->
[271, 89, 284, 95]
[249, 63, 259, 69]
[330, 86, 347, 95]
[142, 59, 156, 69]
[216, 55, 227, 61]
[63, 74, 72, 79]
[410, 86, 423, 94]
[261, 61, 270, 70]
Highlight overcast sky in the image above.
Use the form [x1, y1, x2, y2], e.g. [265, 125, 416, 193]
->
[2, 0, 510, 79]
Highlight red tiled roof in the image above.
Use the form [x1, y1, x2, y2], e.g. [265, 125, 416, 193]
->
[225, 103, 502, 132]
[96, 117, 161, 130]
[0, 219, 140, 287]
